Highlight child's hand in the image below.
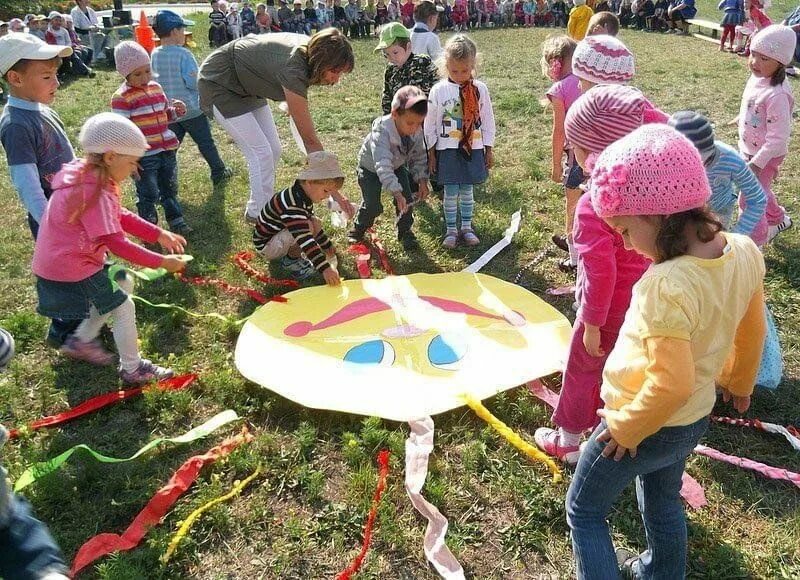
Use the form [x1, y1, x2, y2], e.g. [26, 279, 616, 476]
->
[582, 324, 605, 357]
[162, 255, 188, 273]
[172, 100, 187, 117]
[747, 161, 761, 176]
[596, 410, 638, 461]
[323, 267, 341, 286]
[721, 388, 751, 414]
[394, 191, 408, 214]
[428, 150, 437, 176]
[158, 230, 187, 254]
[417, 180, 430, 201]
[485, 147, 494, 169]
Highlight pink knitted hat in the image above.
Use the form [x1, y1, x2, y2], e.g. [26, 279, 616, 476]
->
[572, 35, 635, 85]
[751, 25, 797, 66]
[589, 124, 711, 218]
[114, 40, 150, 78]
[564, 84, 668, 154]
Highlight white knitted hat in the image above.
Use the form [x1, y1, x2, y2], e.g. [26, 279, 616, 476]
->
[79, 112, 150, 157]
[751, 24, 797, 66]
[572, 35, 635, 85]
[114, 40, 151, 78]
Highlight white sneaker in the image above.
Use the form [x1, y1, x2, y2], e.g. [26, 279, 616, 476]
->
[767, 215, 793, 244]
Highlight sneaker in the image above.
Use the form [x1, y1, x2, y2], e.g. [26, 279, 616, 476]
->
[786, 66, 798, 77]
[460, 228, 480, 246]
[61, 336, 116, 366]
[442, 231, 458, 249]
[551, 233, 569, 252]
[615, 547, 639, 580]
[170, 220, 194, 236]
[280, 255, 316, 281]
[119, 359, 174, 386]
[347, 230, 365, 244]
[534, 428, 581, 465]
[399, 231, 419, 251]
[212, 166, 234, 185]
[558, 257, 577, 273]
[766, 215, 793, 243]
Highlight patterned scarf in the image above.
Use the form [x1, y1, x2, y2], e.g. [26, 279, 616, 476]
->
[458, 79, 480, 160]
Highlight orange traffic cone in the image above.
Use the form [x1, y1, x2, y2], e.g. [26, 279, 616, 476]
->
[135, 10, 156, 54]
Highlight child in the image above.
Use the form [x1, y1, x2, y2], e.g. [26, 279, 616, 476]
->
[402, 0, 416, 25]
[0, 329, 70, 580]
[565, 123, 765, 579]
[378, 22, 439, 114]
[669, 111, 766, 238]
[28, 16, 47, 41]
[112, 41, 192, 235]
[32, 113, 188, 384]
[376, 0, 390, 24]
[514, 0, 526, 25]
[64, 14, 94, 68]
[227, 2, 243, 38]
[411, 0, 444, 60]
[242, 1, 257, 33]
[535, 0, 553, 27]
[256, 3, 273, 31]
[453, 0, 470, 30]
[572, 34, 634, 92]
[294, 0, 312, 34]
[719, 0, 744, 50]
[652, 0, 668, 30]
[586, 9, 619, 34]
[737, 25, 795, 244]
[534, 84, 657, 464]
[502, 0, 516, 25]
[267, 0, 282, 28]
[349, 86, 431, 250]
[552, 0, 567, 26]
[317, 0, 333, 27]
[305, 0, 321, 31]
[254, 151, 343, 284]
[425, 34, 495, 248]
[541, 35, 582, 271]
[523, 0, 536, 26]
[45, 12, 93, 78]
[388, 0, 402, 22]
[333, 0, 349, 29]
[568, 0, 594, 39]
[209, 0, 229, 46]
[0, 33, 81, 348]
[152, 11, 233, 188]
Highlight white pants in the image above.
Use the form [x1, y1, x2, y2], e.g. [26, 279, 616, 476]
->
[74, 274, 140, 372]
[213, 104, 282, 219]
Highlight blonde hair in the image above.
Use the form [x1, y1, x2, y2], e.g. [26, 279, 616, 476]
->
[539, 35, 576, 78]
[68, 154, 115, 224]
[302, 176, 345, 188]
[438, 34, 479, 78]
[302, 28, 355, 85]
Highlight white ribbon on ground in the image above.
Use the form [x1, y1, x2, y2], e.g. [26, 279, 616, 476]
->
[760, 422, 800, 452]
[463, 210, 522, 273]
[405, 417, 466, 580]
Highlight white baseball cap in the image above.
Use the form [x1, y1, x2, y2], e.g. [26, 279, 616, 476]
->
[0, 33, 73, 76]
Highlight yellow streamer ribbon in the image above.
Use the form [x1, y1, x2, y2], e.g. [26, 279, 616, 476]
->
[161, 467, 262, 563]
[462, 395, 562, 483]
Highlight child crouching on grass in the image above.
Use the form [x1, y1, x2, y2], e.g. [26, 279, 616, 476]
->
[349, 85, 431, 251]
[254, 151, 343, 286]
[32, 113, 188, 386]
[566, 124, 766, 579]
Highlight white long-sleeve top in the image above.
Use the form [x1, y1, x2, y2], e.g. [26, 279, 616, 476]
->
[410, 23, 443, 61]
[424, 78, 496, 151]
[70, 5, 99, 31]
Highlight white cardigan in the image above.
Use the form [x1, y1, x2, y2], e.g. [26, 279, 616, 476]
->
[424, 78, 496, 152]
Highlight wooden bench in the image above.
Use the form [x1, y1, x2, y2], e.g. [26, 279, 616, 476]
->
[687, 18, 723, 43]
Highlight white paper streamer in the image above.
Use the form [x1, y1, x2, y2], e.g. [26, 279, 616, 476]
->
[761, 422, 800, 452]
[405, 417, 465, 580]
[463, 210, 522, 273]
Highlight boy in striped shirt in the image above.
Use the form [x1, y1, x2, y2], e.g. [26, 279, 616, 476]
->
[111, 41, 192, 235]
[253, 151, 343, 286]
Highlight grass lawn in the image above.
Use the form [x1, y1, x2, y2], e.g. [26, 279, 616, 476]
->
[1, 19, 799, 580]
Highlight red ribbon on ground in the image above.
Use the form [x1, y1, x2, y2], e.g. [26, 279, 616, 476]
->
[712, 415, 800, 439]
[231, 251, 299, 289]
[368, 232, 394, 276]
[178, 273, 270, 304]
[349, 243, 373, 279]
[70, 427, 254, 576]
[346, 231, 394, 280]
[7, 374, 197, 440]
[335, 449, 391, 580]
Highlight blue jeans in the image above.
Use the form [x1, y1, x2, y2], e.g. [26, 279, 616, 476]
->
[0, 493, 67, 580]
[170, 115, 227, 181]
[134, 150, 184, 226]
[566, 417, 709, 580]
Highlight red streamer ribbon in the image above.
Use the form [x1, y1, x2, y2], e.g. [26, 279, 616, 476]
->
[712, 415, 800, 438]
[335, 449, 391, 580]
[70, 427, 254, 576]
[7, 374, 197, 440]
[177, 273, 270, 304]
[349, 243, 373, 279]
[232, 251, 299, 289]
[693, 444, 800, 490]
[368, 232, 394, 276]
[346, 231, 394, 280]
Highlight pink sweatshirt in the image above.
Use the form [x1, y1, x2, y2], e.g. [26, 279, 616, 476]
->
[573, 193, 651, 328]
[738, 74, 794, 169]
[32, 160, 164, 282]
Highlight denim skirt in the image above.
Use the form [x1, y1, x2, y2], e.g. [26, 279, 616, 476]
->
[436, 148, 488, 185]
[37, 265, 128, 320]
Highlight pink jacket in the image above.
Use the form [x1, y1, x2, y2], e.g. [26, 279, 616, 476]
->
[573, 194, 651, 328]
[738, 74, 794, 169]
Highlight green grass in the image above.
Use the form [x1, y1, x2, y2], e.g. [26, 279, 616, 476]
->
[1, 20, 799, 579]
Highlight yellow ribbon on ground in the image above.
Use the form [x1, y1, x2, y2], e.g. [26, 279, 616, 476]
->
[462, 395, 562, 483]
[161, 467, 262, 563]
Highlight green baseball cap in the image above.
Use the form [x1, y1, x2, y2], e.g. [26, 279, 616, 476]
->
[374, 22, 411, 51]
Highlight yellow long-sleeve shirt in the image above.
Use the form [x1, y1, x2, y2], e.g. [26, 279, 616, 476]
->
[601, 233, 766, 449]
[568, 5, 594, 41]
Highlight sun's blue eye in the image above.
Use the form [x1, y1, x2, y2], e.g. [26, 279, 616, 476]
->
[428, 334, 467, 371]
[344, 340, 395, 366]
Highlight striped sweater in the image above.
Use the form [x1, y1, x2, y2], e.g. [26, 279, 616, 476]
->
[253, 181, 333, 272]
[111, 81, 179, 155]
[707, 140, 766, 238]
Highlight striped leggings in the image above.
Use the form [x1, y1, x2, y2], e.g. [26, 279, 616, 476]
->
[443, 184, 475, 232]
